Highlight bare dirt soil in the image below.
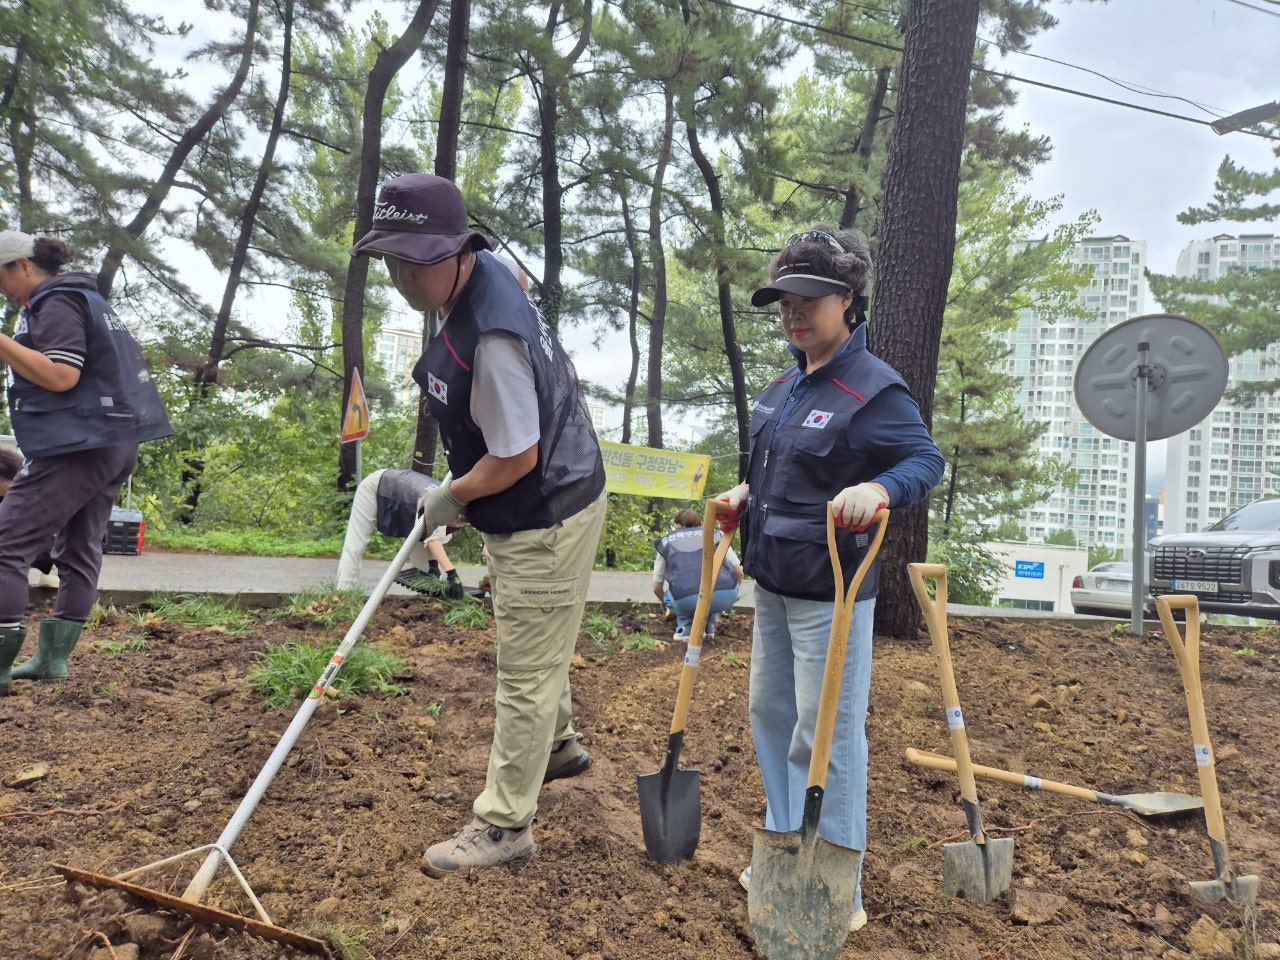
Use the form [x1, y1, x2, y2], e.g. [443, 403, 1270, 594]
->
[1, 593, 1278, 960]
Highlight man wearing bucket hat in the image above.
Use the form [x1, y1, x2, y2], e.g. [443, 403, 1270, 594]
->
[351, 174, 607, 876]
[714, 224, 943, 930]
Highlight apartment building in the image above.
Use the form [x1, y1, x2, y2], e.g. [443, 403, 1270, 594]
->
[1007, 235, 1149, 547]
[1163, 233, 1280, 534]
[374, 325, 424, 407]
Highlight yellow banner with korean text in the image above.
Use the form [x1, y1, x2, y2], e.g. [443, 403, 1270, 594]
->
[600, 440, 711, 499]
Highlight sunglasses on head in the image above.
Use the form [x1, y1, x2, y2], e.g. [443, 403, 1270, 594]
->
[785, 231, 843, 253]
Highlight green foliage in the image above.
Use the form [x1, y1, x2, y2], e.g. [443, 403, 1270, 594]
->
[441, 596, 489, 630]
[1044, 529, 1078, 547]
[925, 538, 1002, 606]
[93, 636, 149, 656]
[597, 493, 667, 570]
[247, 641, 408, 709]
[1088, 545, 1123, 569]
[133, 594, 255, 635]
[622, 632, 657, 651]
[582, 605, 623, 658]
[269, 586, 367, 629]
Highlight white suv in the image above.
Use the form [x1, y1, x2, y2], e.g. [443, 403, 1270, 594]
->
[1148, 497, 1280, 620]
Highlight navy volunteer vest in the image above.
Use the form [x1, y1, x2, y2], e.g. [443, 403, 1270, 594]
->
[376, 469, 439, 539]
[654, 527, 736, 601]
[741, 328, 904, 602]
[412, 252, 605, 534]
[8, 284, 173, 457]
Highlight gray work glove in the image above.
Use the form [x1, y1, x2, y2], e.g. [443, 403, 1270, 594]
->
[418, 480, 466, 533]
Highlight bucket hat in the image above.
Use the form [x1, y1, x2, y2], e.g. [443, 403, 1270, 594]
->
[350, 174, 496, 265]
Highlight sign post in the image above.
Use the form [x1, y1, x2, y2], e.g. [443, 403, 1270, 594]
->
[341, 367, 371, 482]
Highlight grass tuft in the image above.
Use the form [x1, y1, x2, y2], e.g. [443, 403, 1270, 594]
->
[246, 641, 409, 709]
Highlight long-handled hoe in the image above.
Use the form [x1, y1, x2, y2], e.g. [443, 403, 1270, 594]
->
[54, 517, 430, 956]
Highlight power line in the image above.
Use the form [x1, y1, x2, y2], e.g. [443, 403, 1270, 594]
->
[705, 0, 1280, 142]
[1220, 0, 1280, 16]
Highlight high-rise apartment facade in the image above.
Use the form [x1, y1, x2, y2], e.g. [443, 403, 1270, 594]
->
[1163, 234, 1280, 534]
[1007, 235, 1149, 547]
[374, 326, 424, 407]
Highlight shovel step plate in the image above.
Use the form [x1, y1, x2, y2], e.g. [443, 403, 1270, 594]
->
[748, 828, 861, 960]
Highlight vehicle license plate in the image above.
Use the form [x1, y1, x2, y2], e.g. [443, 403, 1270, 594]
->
[1101, 580, 1128, 591]
[1172, 579, 1218, 593]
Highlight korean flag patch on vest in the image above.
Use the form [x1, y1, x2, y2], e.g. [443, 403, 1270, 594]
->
[802, 409, 833, 429]
[427, 371, 448, 405]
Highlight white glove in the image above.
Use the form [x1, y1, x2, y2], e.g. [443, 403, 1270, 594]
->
[714, 483, 749, 534]
[832, 482, 888, 531]
[418, 480, 466, 533]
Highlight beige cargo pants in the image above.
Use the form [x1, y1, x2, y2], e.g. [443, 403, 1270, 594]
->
[472, 492, 607, 828]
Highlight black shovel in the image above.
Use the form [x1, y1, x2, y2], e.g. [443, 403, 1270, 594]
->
[908, 563, 1014, 902]
[638, 499, 735, 862]
[1156, 595, 1260, 904]
[748, 508, 888, 960]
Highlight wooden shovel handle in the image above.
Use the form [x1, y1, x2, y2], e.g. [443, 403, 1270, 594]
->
[808, 508, 889, 789]
[905, 748, 1102, 803]
[1155, 595, 1227, 845]
[907, 563, 988, 838]
[669, 499, 736, 735]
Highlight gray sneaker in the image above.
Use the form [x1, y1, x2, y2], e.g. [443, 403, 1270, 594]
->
[543, 737, 591, 783]
[422, 816, 536, 877]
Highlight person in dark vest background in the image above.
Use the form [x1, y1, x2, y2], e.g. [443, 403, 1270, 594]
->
[652, 507, 743, 640]
[0, 230, 172, 694]
[714, 224, 944, 931]
[0, 446, 59, 589]
[350, 174, 606, 877]
[335, 467, 464, 599]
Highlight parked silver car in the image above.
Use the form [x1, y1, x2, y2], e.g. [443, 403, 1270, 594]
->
[1070, 561, 1143, 616]
[1148, 497, 1280, 620]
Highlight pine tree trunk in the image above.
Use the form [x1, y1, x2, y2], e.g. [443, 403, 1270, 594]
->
[339, 0, 440, 491]
[869, 0, 980, 639]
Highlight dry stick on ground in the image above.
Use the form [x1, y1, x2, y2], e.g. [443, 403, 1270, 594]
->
[81, 929, 120, 959]
[929, 807, 1146, 848]
[386, 916, 420, 952]
[166, 926, 195, 960]
[0, 876, 66, 893]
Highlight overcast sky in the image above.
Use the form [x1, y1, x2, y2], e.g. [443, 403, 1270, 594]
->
[996, 0, 1279, 276]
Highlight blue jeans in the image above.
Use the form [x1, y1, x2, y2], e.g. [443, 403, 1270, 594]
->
[749, 585, 875, 912]
[666, 585, 740, 635]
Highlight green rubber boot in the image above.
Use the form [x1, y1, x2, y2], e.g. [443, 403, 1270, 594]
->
[0, 627, 26, 694]
[10, 619, 83, 682]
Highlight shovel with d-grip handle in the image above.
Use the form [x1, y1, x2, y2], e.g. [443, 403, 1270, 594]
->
[908, 563, 1014, 901]
[1155, 594, 1260, 905]
[638, 498, 735, 862]
[748, 507, 888, 960]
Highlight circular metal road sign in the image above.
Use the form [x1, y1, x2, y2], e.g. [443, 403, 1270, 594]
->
[1073, 313, 1228, 442]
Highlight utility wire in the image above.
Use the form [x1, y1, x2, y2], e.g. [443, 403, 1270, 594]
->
[1220, 0, 1280, 15]
[706, 0, 1280, 142]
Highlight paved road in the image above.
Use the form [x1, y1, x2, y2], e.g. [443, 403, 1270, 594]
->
[80, 551, 1101, 622]
[89, 551, 748, 611]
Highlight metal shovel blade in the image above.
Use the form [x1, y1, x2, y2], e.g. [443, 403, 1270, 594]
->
[1189, 873, 1260, 905]
[943, 835, 1015, 901]
[1095, 789, 1203, 817]
[748, 826, 860, 960]
[637, 731, 701, 862]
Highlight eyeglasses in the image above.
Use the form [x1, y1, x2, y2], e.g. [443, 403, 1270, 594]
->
[785, 231, 843, 253]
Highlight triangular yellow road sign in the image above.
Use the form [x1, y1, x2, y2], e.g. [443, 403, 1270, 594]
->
[341, 367, 370, 443]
